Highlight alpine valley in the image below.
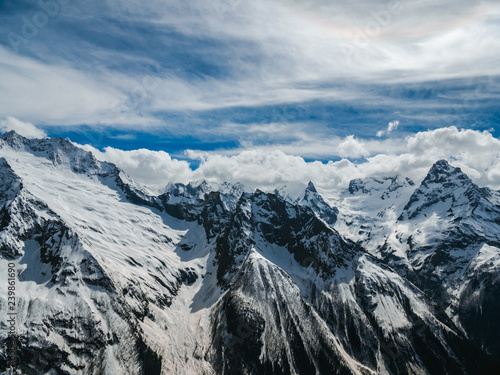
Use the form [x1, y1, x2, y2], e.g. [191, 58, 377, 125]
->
[0, 131, 499, 375]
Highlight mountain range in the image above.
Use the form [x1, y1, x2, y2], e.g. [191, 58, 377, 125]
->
[0, 131, 499, 375]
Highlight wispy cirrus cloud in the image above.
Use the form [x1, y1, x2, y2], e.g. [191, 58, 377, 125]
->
[0, 0, 499, 156]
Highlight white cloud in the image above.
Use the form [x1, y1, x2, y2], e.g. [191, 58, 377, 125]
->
[356, 126, 500, 189]
[377, 120, 399, 137]
[193, 150, 328, 189]
[337, 135, 370, 158]
[406, 126, 500, 184]
[79, 144, 193, 191]
[1, 0, 500, 129]
[183, 126, 500, 192]
[388, 120, 399, 132]
[0, 117, 47, 138]
[76, 126, 500, 194]
[0, 47, 121, 126]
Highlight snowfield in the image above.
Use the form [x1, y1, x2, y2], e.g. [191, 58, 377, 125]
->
[1, 132, 499, 375]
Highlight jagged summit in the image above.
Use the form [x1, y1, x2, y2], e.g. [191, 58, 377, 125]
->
[164, 179, 212, 198]
[306, 180, 317, 193]
[164, 180, 249, 199]
[274, 180, 338, 226]
[0, 130, 30, 150]
[1, 129, 113, 176]
[1, 129, 64, 149]
[1, 133, 499, 374]
[273, 181, 308, 204]
[160, 179, 249, 221]
[0, 129, 21, 139]
[399, 160, 485, 223]
[370, 160, 500, 359]
[0, 129, 32, 140]
[421, 159, 472, 186]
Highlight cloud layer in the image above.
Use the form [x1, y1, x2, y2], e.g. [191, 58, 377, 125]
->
[1, 1, 499, 186]
[78, 126, 500, 193]
[0, 0, 499, 139]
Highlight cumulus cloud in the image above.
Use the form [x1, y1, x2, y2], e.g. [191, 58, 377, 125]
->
[0, 117, 47, 139]
[406, 126, 500, 183]
[77, 127, 500, 195]
[193, 150, 328, 188]
[337, 135, 370, 158]
[79, 145, 193, 191]
[376, 120, 400, 137]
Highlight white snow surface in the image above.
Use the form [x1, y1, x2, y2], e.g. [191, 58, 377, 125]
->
[1, 136, 498, 374]
[325, 176, 417, 254]
[0, 143, 219, 374]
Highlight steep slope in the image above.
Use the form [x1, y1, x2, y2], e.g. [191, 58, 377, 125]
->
[205, 190, 499, 374]
[275, 181, 339, 226]
[1, 133, 499, 374]
[380, 160, 500, 358]
[0, 133, 213, 374]
[0, 157, 150, 374]
[333, 176, 416, 254]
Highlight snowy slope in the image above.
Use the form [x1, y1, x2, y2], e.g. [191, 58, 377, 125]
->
[331, 176, 416, 254]
[0, 157, 143, 374]
[275, 181, 339, 226]
[0, 133, 215, 374]
[206, 189, 498, 374]
[320, 160, 500, 361]
[376, 160, 500, 358]
[0, 132, 499, 374]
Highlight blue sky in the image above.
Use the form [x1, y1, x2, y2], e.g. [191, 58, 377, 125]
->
[1, 0, 500, 190]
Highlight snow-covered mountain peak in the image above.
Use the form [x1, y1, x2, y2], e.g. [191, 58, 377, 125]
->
[274, 181, 308, 204]
[164, 180, 207, 199]
[274, 181, 338, 226]
[399, 160, 485, 222]
[2, 133, 500, 375]
[1, 130, 117, 177]
[165, 179, 248, 199]
[306, 180, 317, 193]
[160, 180, 249, 220]
[302, 181, 338, 226]
[0, 130, 30, 149]
[372, 160, 500, 359]
[333, 175, 416, 253]
[421, 159, 472, 187]
[213, 187, 356, 289]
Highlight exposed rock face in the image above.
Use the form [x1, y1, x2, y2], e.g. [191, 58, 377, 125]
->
[333, 159, 500, 361]
[381, 160, 500, 359]
[1, 132, 499, 374]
